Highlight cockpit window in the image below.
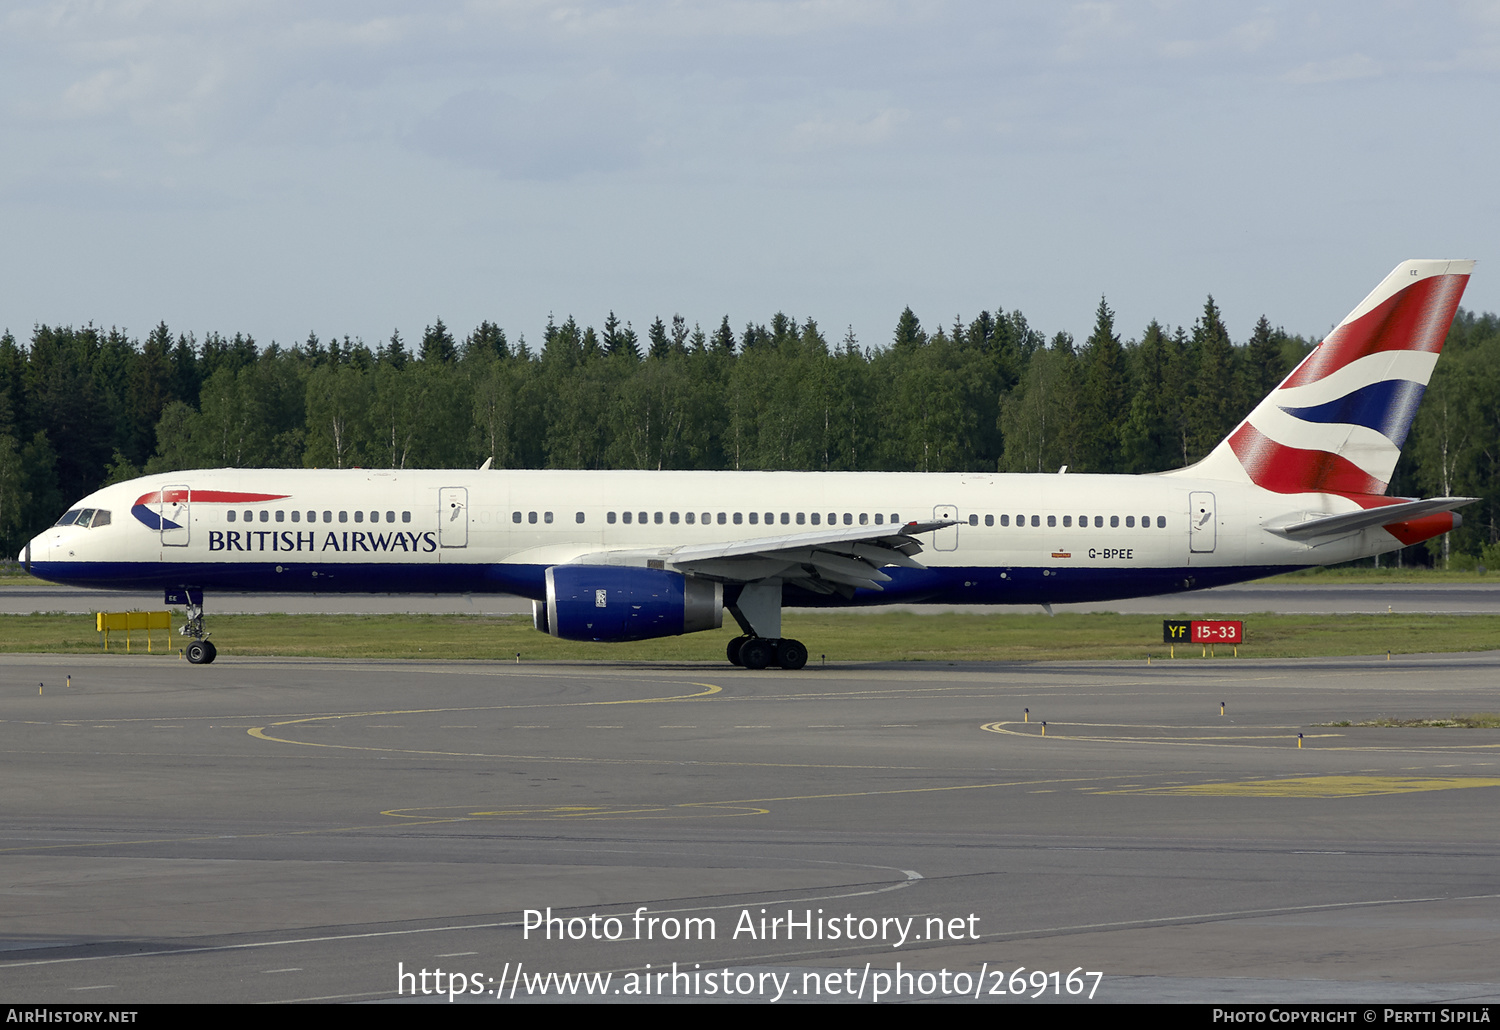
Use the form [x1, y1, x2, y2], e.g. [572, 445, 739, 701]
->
[52, 508, 111, 528]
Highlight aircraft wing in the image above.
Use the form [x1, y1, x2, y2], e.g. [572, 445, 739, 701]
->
[569, 521, 950, 596]
[1269, 497, 1476, 541]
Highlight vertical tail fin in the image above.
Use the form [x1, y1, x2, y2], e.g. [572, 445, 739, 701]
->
[1187, 259, 1473, 494]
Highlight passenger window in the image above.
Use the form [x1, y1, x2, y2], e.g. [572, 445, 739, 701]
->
[1110, 515, 1119, 528]
[576, 512, 585, 524]
[226, 510, 237, 523]
[1047, 515, 1056, 527]
[749, 512, 759, 525]
[1028, 515, 1037, 527]
[985, 514, 994, 527]
[402, 511, 411, 523]
[1094, 515, 1103, 528]
[700, 512, 709, 524]
[622, 511, 632, 524]
[354, 511, 364, 523]
[874, 513, 883, 525]
[528, 511, 537, 524]
[670, 512, 679, 525]
[291, 510, 301, 523]
[1157, 516, 1166, 528]
[652, 511, 662, 524]
[734, 513, 743, 525]
[1126, 516, 1135, 528]
[638, 511, 647, 523]
[1063, 515, 1072, 527]
[843, 513, 852, 525]
[685, 512, 694, 524]
[969, 514, 978, 526]
[512, 511, 522, 523]
[1000, 514, 1009, 527]
[780, 512, 789, 525]
[545, 512, 554, 524]
[811, 513, 821, 525]
[607, 512, 616, 524]
[796, 512, 805, 525]
[718, 513, 727, 525]
[275, 510, 284, 523]
[387, 511, 396, 523]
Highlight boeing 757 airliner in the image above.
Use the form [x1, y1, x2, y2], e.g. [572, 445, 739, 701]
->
[21, 260, 1476, 668]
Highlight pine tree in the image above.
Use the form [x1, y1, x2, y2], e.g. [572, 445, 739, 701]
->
[893, 307, 926, 349]
[648, 316, 670, 359]
[1077, 297, 1129, 472]
[421, 318, 457, 363]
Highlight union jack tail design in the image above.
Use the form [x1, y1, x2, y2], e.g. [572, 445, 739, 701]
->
[1190, 260, 1473, 495]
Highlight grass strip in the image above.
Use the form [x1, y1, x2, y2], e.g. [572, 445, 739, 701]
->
[2, 610, 1497, 663]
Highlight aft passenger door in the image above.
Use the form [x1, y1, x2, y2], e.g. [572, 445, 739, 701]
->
[1189, 491, 1216, 553]
[439, 487, 469, 548]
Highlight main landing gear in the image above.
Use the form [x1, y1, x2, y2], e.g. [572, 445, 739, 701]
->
[727, 635, 808, 671]
[724, 578, 808, 670]
[169, 588, 218, 665]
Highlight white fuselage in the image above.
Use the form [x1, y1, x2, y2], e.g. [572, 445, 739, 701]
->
[25, 467, 1394, 606]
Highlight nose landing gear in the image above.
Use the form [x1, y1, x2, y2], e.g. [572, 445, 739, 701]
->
[168, 588, 218, 665]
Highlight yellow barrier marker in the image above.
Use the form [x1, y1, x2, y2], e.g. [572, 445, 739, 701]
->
[1040, 721, 1047, 737]
[1220, 701, 1225, 716]
[97, 611, 173, 653]
[1023, 707, 1029, 723]
[1297, 733, 1303, 749]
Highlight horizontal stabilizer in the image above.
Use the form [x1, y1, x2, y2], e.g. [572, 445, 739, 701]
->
[1271, 497, 1475, 540]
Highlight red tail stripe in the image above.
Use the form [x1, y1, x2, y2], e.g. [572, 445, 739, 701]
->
[1228, 424, 1385, 494]
[1282, 274, 1467, 388]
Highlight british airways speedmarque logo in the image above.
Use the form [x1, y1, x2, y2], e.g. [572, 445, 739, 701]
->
[131, 489, 291, 530]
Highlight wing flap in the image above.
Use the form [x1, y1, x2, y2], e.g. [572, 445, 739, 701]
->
[586, 520, 952, 592]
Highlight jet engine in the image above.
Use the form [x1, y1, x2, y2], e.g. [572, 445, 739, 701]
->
[533, 565, 722, 642]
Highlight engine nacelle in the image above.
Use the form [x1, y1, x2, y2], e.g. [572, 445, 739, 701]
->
[536, 565, 723, 642]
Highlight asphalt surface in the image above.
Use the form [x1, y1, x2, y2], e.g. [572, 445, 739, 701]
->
[3, 652, 1500, 1004]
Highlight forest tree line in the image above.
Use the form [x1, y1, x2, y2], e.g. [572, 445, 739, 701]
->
[2, 298, 1498, 567]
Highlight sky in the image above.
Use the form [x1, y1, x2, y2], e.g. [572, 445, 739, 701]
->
[2, 1, 1497, 353]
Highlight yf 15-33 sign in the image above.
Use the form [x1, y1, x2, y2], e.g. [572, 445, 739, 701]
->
[1163, 620, 1243, 644]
